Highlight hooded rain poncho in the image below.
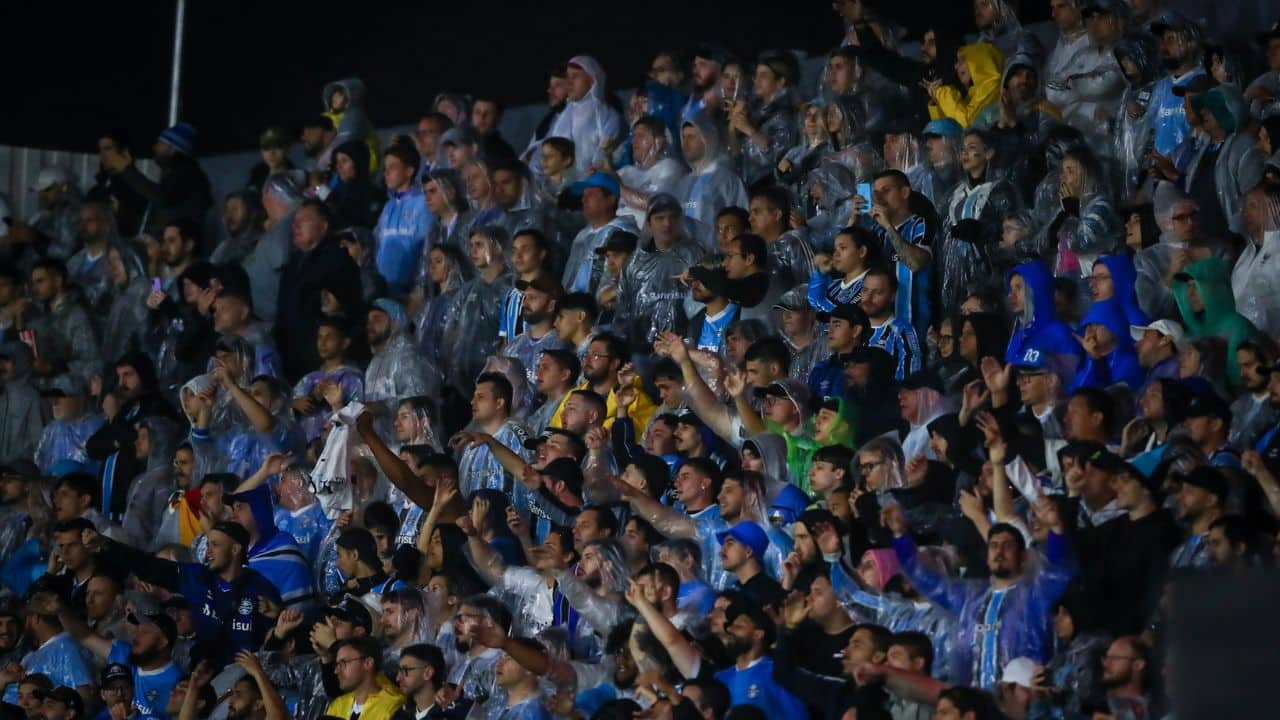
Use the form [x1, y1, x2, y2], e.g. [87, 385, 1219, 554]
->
[1172, 257, 1260, 385]
[549, 57, 623, 174]
[676, 116, 749, 236]
[929, 43, 1005, 128]
[1006, 260, 1082, 366]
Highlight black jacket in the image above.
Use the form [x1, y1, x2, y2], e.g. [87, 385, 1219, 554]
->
[117, 155, 213, 236]
[275, 237, 361, 382]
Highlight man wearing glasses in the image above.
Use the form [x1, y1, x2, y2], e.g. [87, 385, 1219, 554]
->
[326, 636, 405, 720]
[391, 645, 446, 720]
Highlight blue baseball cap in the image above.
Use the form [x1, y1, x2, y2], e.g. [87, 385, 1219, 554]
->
[569, 172, 620, 197]
[716, 521, 769, 561]
[1011, 346, 1050, 371]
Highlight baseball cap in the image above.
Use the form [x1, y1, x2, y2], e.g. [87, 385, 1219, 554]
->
[123, 590, 163, 618]
[717, 521, 770, 562]
[1129, 319, 1186, 350]
[1180, 465, 1228, 502]
[515, 270, 564, 297]
[1001, 657, 1039, 688]
[127, 611, 178, 648]
[100, 663, 132, 687]
[593, 229, 639, 256]
[40, 374, 89, 398]
[0, 460, 39, 481]
[326, 595, 377, 634]
[1084, 449, 1127, 474]
[645, 193, 683, 224]
[30, 167, 70, 193]
[900, 370, 945, 394]
[771, 286, 808, 313]
[752, 378, 811, 416]
[1011, 346, 1051, 372]
[1149, 9, 1197, 36]
[1172, 74, 1217, 97]
[674, 409, 705, 428]
[1184, 392, 1232, 423]
[258, 126, 289, 150]
[538, 457, 584, 497]
[816, 302, 869, 329]
[35, 688, 82, 717]
[569, 172, 621, 197]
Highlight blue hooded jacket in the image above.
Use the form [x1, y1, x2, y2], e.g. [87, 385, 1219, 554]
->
[1070, 299, 1145, 391]
[1006, 260, 1080, 364]
[1097, 254, 1149, 327]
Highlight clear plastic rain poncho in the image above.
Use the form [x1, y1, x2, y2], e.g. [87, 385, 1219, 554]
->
[29, 292, 101, 392]
[920, 119, 965, 208]
[364, 298, 442, 434]
[244, 174, 304, 324]
[413, 242, 475, 376]
[272, 465, 331, 566]
[441, 228, 515, 397]
[614, 208, 705, 353]
[976, 0, 1044, 66]
[740, 82, 800, 188]
[26, 186, 81, 264]
[617, 121, 688, 225]
[1231, 189, 1280, 337]
[775, 102, 835, 198]
[803, 161, 859, 251]
[886, 132, 941, 209]
[119, 415, 181, 548]
[100, 246, 151, 365]
[483, 355, 536, 420]
[900, 387, 955, 462]
[1029, 126, 1088, 251]
[1132, 184, 1234, 323]
[1112, 33, 1161, 197]
[830, 554, 959, 682]
[292, 361, 365, 444]
[676, 114, 750, 236]
[497, 167, 556, 244]
[34, 408, 103, 475]
[258, 652, 329, 720]
[321, 77, 378, 173]
[419, 168, 475, 268]
[937, 156, 1023, 315]
[826, 95, 869, 152]
[1046, 150, 1122, 279]
[68, 234, 144, 329]
[549, 56, 623, 173]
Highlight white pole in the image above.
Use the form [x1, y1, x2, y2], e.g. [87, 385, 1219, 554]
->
[168, 0, 187, 126]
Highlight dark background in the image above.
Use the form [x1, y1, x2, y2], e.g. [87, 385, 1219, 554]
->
[0, 0, 1049, 156]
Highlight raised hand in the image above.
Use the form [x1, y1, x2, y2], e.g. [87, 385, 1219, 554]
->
[723, 369, 747, 398]
[1032, 496, 1064, 534]
[979, 356, 1012, 394]
[469, 497, 490, 536]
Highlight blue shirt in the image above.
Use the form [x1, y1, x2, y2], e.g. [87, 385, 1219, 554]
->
[374, 187, 435, 295]
[872, 214, 932, 336]
[678, 578, 717, 615]
[108, 641, 183, 720]
[499, 287, 525, 341]
[714, 657, 807, 719]
[868, 318, 922, 381]
[696, 305, 739, 353]
[1150, 69, 1205, 156]
[3, 633, 94, 703]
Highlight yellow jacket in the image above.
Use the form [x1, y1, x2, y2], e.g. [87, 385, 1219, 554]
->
[549, 377, 658, 442]
[324, 676, 404, 720]
[929, 42, 1004, 128]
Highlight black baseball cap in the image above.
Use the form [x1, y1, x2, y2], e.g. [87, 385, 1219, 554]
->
[900, 370, 945, 393]
[127, 611, 178, 648]
[816, 302, 869, 329]
[1180, 466, 1228, 502]
[1184, 392, 1232, 423]
[325, 595, 375, 634]
[100, 663, 131, 687]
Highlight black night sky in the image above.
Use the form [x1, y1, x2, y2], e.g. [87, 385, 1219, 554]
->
[0, 1, 1048, 156]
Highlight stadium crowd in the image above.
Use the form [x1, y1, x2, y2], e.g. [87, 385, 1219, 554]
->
[0, 0, 1278, 718]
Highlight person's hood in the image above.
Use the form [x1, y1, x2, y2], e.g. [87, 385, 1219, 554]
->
[432, 93, 473, 126]
[427, 168, 471, 214]
[429, 242, 475, 294]
[828, 95, 867, 148]
[323, 77, 367, 112]
[217, 334, 259, 387]
[960, 43, 1005, 96]
[1079, 299, 1136, 352]
[333, 140, 371, 183]
[568, 56, 608, 103]
[684, 114, 726, 172]
[0, 341, 33, 385]
[116, 351, 159, 394]
[139, 416, 181, 472]
[1113, 32, 1160, 89]
[1009, 260, 1058, 331]
[906, 386, 951, 431]
[818, 395, 855, 448]
[1042, 126, 1086, 173]
[979, 0, 1022, 39]
[744, 433, 792, 486]
[831, 142, 884, 184]
[1172, 257, 1242, 332]
[1000, 51, 1041, 92]
[1097, 254, 1145, 322]
[925, 413, 981, 476]
[808, 162, 857, 211]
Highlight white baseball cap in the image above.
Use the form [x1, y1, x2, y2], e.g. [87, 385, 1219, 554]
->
[1129, 319, 1186, 350]
[1001, 657, 1039, 688]
[30, 167, 70, 192]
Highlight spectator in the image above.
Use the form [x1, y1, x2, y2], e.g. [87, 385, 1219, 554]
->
[103, 123, 212, 237]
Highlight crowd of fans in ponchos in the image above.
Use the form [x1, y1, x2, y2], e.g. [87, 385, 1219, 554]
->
[1, 0, 1280, 719]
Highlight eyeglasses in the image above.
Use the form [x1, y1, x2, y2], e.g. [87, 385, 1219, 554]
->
[334, 656, 368, 669]
[396, 665, 427, 675]
[1171, 212, 1198, 223]
[857, 461, 883, 474]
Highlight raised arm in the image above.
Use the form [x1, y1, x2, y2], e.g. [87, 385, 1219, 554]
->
[725, 370, 765, 438]
[655, 332, 737, 443]
[236, 652, 288, 720]
[461, 499, 507, 587]
[355, 411, 433, 510]
[612, 477, 697, 539]
[881, 505, 969, 615]
[625, 581, 701, 679]
[214, 364, 276, 434]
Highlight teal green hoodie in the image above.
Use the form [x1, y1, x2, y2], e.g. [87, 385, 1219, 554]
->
[1172, 257, 1259, 386]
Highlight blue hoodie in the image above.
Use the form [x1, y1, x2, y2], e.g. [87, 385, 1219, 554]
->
[238, 485, 317, 610]
[1097, 254, 1149, 328]
[1070, 299, 1145, 391]
[1006, 260, 1080, 364]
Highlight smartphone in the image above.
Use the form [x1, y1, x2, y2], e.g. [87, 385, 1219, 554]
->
[856, 182, 873, 207]
[151, 277, 162, 292]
